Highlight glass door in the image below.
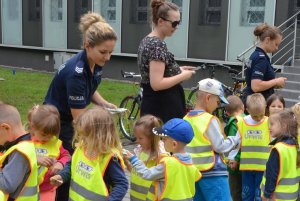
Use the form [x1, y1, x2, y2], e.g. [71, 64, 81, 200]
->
[43, 0, 67, 49]
[2, 0, 22, 45]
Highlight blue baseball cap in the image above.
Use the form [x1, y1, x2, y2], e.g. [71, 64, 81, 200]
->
[152, 118, 194, 144]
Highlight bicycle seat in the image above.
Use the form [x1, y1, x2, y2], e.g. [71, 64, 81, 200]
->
[232, 76, 245, 83]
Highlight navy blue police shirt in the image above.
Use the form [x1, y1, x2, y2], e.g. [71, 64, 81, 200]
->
[44, 50, 102, 121]
[245, 47, 275, 100]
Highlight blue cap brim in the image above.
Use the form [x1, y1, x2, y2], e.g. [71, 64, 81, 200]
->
[152, 127, 168, 137]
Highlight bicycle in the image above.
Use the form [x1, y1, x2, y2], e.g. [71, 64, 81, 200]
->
[118, 70, 142, 142]
[186, 63, 246, 123]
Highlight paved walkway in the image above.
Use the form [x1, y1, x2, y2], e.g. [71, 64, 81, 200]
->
[121, 139, 137, 201]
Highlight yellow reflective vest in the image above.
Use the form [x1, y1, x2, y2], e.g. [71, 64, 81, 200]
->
[0, 140, 39, 201]
[261, 142, 300, 201]
[184, 112, 223, 171]
[146, 156, 201, 201]
[69, 147, 125, 201]
[130, 151, 159, 201]
[34, 136, 62, 184]
[238, 116, 270, 171]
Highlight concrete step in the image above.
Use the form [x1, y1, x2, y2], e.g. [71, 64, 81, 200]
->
[283, 66, 300, 74]
[276, 88, 300, 101]
[285, 80, 300, 90]
[293, 59, 300, 66]
[277, 72, 300, 82]
[282, 98, 299, 107]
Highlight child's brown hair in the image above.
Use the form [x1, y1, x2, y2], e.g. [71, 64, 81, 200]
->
[73, 106, 121, 157]
[266, 94, 285, 116]
[225, 95, 244, 116]
[271, 109, 300, 167]
[28, 104, 60, 136]
[134, 115, 163, 163]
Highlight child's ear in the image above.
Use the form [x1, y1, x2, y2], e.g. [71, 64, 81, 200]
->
[172, 140, 178, 148]
[0, 123, 10, 130]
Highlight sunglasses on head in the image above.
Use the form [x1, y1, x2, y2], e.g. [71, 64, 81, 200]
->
[160, 17, 180, 28]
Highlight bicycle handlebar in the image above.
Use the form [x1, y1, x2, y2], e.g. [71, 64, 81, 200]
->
[121, 70, 141, 78]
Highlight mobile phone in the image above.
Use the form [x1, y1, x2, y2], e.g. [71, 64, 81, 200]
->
[194, 65, 206, 71]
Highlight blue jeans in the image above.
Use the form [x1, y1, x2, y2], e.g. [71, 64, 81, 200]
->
[241, 171, 264, 201]
[194, 176, 231, 201]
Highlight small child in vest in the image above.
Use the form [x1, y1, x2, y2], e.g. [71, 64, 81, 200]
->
[125, 115, 167, 201]
[184, 78, 240, 201]
[0, 103, 39, 200]
[50, 106, 128, 200]
[229, 93, 270, 201]
[124, 118, 201, 201]
[261, 109, 300, 201]
[224, 95, 245, 201]
[27, 104, 70, 201]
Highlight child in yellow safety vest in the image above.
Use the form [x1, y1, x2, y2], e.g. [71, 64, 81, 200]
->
[27, 104, 70, 201]
[261, 109, 300, 201]
[184, 78, 240, 201]
[125, 115, 167, 201]
[0, 103, 39, 200]
[224, 95, 245, 201]
[229, 93, 270, 201]
[124, 118, 202, 201]
[50, 106, 129, 200]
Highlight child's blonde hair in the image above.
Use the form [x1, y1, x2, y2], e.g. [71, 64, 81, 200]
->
[246, 93, 266, 111]
[225, 95, 244, 116]
[73, 106, 121, 156]
[291, 103, 300, 124]
[271, 109, 300, 167]
[134, 115, 163, 163]
[27, 104, 60, 136]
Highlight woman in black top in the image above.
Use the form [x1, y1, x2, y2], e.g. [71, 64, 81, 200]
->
[138, 0, 195, 123]
[245, 23, 286, 101]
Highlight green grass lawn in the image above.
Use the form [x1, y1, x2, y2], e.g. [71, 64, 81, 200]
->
[0, 67, 136, 122]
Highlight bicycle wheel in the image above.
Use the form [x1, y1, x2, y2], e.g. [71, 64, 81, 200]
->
[119, 96, 140, 142]
[186, 87, 198, 112]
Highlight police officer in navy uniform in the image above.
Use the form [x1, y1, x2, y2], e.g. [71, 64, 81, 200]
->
[44, 12, 117, 201]
[244, 23, 286, 102]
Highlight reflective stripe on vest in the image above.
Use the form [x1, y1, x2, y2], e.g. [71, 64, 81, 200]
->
[130, 151, 157, 200]
[261, 142, 300, 201]
[69, 147, 125, 201]
[0, 141, 39, 201]
[184, 112, 217, 171]
[146, 156, 201, 200]
[70, 179, 107, 200]
[238, 116, 270, 171]
[34, 136, 62, 184]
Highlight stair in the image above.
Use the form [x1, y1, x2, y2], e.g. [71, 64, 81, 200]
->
[276, 66, 300, 107]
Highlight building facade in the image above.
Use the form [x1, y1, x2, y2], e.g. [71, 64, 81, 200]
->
[0, 0, 299, 85]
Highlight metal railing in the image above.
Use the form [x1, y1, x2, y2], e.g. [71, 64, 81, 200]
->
[237, 10, 300, 76]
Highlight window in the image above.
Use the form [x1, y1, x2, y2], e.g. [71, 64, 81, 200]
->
[7, 0, 19, 20]
[130, 0, 148, 24]
[199, 0, 222, 25]
[28, 0, 41, 21]
[51, 0, 63, 21]
[106, 0, 116, 21]
[171, 0, 183, 20]
[241, 0, 265, 26]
